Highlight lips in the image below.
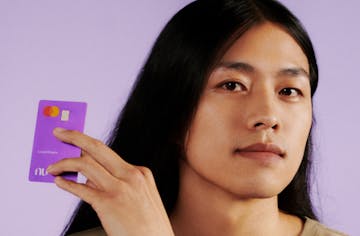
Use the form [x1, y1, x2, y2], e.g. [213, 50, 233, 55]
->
[235, 143, 285, 158]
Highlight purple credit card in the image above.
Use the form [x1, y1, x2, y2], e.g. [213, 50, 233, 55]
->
[29, 100, 87, 183]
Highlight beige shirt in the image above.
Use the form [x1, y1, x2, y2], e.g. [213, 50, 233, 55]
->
[69, 217, 347, 236]
[301, 217, 347, 236]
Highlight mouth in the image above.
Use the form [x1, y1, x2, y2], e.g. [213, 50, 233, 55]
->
[234, 143, 285, 158]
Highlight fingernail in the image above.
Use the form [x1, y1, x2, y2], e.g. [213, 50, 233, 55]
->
[53, 127, 66, 134]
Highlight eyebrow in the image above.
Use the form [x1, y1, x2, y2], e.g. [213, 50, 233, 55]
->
[216, 61, 310, 80]
[277, 67, 310, 79]
[217, 61, 255, 73]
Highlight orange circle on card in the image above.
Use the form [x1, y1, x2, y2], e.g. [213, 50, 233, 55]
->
[43, 106, 60, 117]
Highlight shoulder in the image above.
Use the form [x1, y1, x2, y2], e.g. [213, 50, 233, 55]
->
[68, 227, 106, 236]
[66, 218, 349, 236]
[301, 217, 348, 236]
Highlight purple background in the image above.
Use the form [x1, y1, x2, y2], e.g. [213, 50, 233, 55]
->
[1, 1, 357, 235]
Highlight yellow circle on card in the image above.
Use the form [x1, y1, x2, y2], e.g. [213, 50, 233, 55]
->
[50, 106, 60, 117]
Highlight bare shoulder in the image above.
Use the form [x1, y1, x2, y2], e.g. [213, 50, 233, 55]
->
[301, 217, 348, 236]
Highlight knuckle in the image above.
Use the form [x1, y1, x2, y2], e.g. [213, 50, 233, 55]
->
[137, 166, 153, 178]
[67, 129, 79, 135]
[128, 167, 143, 178]
[65, 134, 76, 144]
[81, 156, 93, 170]
[66, 129, 79, 139]
[90, 138, 104, 149]
[82, 138, 103, 150]
[127, 167, 146, 185]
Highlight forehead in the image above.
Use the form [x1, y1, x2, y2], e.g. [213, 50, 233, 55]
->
[219, 22, 309, 75]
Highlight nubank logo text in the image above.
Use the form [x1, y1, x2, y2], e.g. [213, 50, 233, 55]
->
[34, 167, 48, 176]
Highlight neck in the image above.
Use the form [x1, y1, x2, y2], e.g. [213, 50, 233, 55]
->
[170, 160, 303, 236]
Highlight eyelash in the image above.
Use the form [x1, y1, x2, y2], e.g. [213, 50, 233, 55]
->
[220, 81, 303, 97]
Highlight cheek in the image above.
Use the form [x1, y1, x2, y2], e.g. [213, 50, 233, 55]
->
[283, 105, 312, 167]
[184, 97, 239, 164]
[294, 107, 312, 148]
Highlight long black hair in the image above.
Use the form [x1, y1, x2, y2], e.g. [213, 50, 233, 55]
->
[64, 0, 318, 234]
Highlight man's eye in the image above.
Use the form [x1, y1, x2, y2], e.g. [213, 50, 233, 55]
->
[221, 82, 245, 91]
[279, 88, 302, 96]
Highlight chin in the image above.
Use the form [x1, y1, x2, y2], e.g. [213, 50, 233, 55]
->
[226, 179, 288, 200]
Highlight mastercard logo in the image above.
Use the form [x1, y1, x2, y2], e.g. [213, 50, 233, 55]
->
[43, 106, 60, 117]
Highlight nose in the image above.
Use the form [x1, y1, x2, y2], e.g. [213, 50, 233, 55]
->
[251, 116, 279, 131]
[246, 95, 279, 132]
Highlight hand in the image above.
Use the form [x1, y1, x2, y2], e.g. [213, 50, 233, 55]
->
[47, 128, 174, 236]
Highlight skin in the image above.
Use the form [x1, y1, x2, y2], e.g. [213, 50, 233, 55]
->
[47, 129, 174, 236]
[47, 22, 312, 236]
[171, 22, 312, 236]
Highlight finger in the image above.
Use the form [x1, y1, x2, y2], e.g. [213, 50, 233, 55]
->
[47, 156, 115, 190]
[54, 176, 100, 206]
[53, 128, 133, 178]
[86, 179, 98, 189]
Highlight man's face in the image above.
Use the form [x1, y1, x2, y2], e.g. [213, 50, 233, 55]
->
[183, 22, 312, 199]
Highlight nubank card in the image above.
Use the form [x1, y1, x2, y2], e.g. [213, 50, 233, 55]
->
[29, 100, 87, 183]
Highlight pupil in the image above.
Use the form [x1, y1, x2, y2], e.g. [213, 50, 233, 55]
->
[226, 82, 236, 90]
[283, 88, 292, 95]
